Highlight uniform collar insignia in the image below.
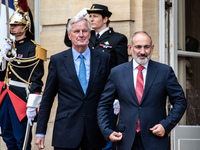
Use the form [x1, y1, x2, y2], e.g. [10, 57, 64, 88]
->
[19, 40, 24, 44]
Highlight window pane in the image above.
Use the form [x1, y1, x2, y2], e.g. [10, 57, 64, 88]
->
[186, 57, 200, 125]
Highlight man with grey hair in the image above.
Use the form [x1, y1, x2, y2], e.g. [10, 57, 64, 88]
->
[97, 31, 187, 150]
[35, 16, 110, 150]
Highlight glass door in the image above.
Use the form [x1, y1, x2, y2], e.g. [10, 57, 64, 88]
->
[172, 0, 200, 149]
[160, 0, 200, 149]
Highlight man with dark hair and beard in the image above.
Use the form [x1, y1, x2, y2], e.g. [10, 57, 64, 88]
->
[97, 31, 187, 150]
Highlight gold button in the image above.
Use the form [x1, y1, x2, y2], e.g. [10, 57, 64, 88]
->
[9, 72, 11, 75]
[92, 47, 94, 49]
[102, 50, 104, 52]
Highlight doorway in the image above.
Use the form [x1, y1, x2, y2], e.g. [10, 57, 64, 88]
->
[160, 0, 200, 149]
[172, 0, 200, 149]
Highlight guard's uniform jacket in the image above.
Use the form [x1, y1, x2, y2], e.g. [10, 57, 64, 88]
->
[90, 28, 128, 67]
[0, 37, 45, 121]
[65, 27, 128, 67]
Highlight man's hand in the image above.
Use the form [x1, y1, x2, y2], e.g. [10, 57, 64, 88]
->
[108, 131, 123, 142]
[35, 137, 45, 149]
[150, 124, 165, 137]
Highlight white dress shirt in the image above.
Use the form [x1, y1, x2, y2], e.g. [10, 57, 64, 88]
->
[95, 27, 109, 38]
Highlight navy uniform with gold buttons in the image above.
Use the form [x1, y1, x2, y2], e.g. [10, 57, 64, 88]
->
[0, 37, 46, 150]
[89, 28, 128, 67]
[0, 1, 46, 149]
[2, 37, 45, 102]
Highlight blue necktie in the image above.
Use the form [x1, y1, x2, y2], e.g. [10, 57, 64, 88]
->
[78, 54, 87, 94]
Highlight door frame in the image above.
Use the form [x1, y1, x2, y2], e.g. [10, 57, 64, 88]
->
[159, 0, 200, 150]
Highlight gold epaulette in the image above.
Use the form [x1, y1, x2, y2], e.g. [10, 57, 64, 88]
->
[31, 40, 47, 61]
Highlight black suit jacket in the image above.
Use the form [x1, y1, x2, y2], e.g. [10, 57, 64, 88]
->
[97, 60, 187, 150]
[36, 48, 110, 149]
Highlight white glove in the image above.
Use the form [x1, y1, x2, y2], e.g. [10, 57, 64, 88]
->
[0, 47, 6, 71]
[2, 40, 12, 55]
[26, 107, 36, 126]
[75, 8, 90, 17]
[113, 99, 120, 115]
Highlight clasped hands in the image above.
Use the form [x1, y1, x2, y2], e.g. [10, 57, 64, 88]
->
[109, 124, 165, 142]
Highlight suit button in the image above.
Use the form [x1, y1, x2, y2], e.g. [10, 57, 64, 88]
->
[139, 107, 141, 109]
[9, 72, 12, 75]
[102, 50, 104, 52]
[92, 47, 94, 49]
[83, 114, 85, 117]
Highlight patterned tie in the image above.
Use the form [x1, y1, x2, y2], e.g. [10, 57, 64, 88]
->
[78, 54, 87, 94]
[135, 65, 144, 132]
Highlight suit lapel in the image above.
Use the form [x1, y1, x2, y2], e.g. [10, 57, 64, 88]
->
[123, 60, 138, 104]
[63, 48, 83, 93]
[86, 50, 100, 95]
[141, 60, 159, 104]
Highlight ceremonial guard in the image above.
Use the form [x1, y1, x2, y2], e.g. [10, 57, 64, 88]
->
[0, 0, 47, 149]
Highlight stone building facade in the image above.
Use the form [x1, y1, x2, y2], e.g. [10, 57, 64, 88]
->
[1, 0, 200, 149]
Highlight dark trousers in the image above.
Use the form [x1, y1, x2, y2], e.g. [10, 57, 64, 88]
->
[131, 132, 145, 150]
[54, 128, 101, 150]
[0, 94, 32, 150]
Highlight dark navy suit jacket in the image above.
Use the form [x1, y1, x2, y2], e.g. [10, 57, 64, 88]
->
[97, 59, 187, 150]
[36, 48, 110, 149]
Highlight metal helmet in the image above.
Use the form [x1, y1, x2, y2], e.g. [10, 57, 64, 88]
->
[9, 0, 32, 36]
